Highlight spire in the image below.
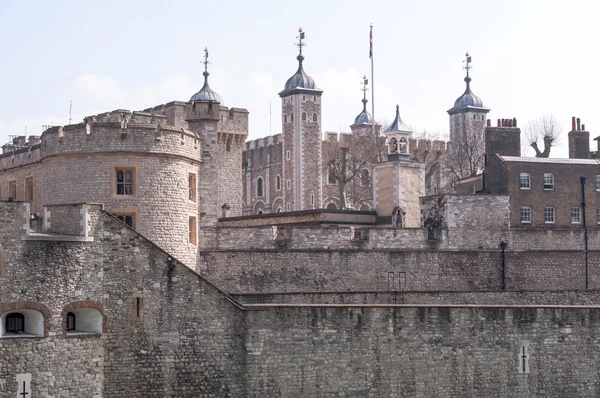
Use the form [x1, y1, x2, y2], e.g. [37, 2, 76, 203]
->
[383, 104, 411, 134]
[190, 46, 223, 103]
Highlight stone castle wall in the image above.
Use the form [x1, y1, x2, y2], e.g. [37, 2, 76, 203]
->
[4, 202, 600, 397]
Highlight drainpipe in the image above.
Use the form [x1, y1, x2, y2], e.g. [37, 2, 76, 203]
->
[581, 176, 589, 289]
[500, 240, 507, 290]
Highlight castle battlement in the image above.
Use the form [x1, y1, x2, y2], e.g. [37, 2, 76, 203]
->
[38, 109, 202, 163]
[243, 133, 283, 151]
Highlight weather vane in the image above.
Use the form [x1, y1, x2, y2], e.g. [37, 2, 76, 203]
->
[361, 75, 369, 98]
[463, 51, 472, 77]
[295, 27, 305, 55]
[203, 47, 210, 73]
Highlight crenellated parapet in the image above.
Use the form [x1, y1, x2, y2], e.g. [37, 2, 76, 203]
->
[0, 144, 41, 171]
[40, 108, 202, 164]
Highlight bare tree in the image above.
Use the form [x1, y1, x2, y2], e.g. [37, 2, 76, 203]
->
[525, 114, 562, 158]
[323, 133, 384, 209]
[445, 127, 485, 181]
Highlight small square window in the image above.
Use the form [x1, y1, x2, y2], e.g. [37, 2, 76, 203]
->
[327, 173, 337, 185]
[520, 173, 530, 190]
[521, 206, 531, 224]
[544, 207, 555, 224]
[543, 173, 554, 190]
[112, 208, 138, 230]
[571, 207, 581, 224]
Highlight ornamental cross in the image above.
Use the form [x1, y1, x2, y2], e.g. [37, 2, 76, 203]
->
[463, 51, 472, 77]
[295, 27, 305, 55]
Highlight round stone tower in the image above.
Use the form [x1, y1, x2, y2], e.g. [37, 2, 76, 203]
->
[278, 28, 323, 211]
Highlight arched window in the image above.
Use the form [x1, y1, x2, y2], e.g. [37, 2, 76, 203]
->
[302, 112, 307, 121]
[313, 113, 317, 122]
[257, 210, 263, 215]
[5, 313, 24, 333]
[257, 177, 264, 197]
[398, 137, 408, 154]
[290, 113, 294, 122]
[1, 309, 45, 337]
[389, 137, 398, 154]
[326, 203, 337, 210]
[276, 175, 281, 191]
[66, 312, 76, 331]
[284, 114, 288, 123]
[359, 205, 370, 211]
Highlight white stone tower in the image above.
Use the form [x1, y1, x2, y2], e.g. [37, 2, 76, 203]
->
[278, 28, 323, 211]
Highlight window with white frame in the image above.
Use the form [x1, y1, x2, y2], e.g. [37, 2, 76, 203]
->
[544, 207, 555, 223]
[520, 173, 531, 190]
[543, 173, 554, 190]
[571, 207, 581, 224]
[596, 175, 600, 191]
[521, 206, 532, 224]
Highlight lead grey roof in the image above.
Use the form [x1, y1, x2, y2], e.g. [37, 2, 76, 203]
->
[279, 54, 323, 97]
[190, 71, 223, 104]
[353, 98, 373, 125]
[447, 76, 489, 115]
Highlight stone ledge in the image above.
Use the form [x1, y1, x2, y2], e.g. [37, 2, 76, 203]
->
[22, 233, 94, 242]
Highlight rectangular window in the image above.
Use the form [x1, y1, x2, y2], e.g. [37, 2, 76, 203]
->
[25, 177, 33, 201]
[597, 208, 600, 225]
[287, 179, 291, 189]
[286, 203, 290, 211]
[189, 216, 197, 245]
[0, 248, 4, 277]
[327, 172, 337, 185]
[112, 165, 138, 198]
[188, 173, 197, 202]
[519, 173, 530, 190]
[112, 208, 138, 230]
[8, 180, 16, 200]
[286, 150, 291, 161]
[133, 293, 144, 320]
[311, 194, 315, 207]
[571, 207, 581, 224]
[521, 206, 531, 224]
[543, 173, 554, 190]
[596, 175, 600, 191]
[544, 207, 555, 224]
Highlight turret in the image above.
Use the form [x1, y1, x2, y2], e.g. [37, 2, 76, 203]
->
[278, 28, 323, 211]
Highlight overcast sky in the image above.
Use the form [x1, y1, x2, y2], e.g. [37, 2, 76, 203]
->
[1, 0, 598, 157]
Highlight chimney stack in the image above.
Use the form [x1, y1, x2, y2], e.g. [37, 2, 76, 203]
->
[569, 116, 590, 159]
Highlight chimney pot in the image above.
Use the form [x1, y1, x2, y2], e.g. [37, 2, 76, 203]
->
[508, 119, 513, 127]
[582, 124, 585, 131]
[572, 117, 576, 131]
[577, 118, 581, 131]
[497, 119, 501, 127]
[513, 118, 517, 127]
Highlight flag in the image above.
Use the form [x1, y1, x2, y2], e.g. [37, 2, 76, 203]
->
[369, 26, 373, 58]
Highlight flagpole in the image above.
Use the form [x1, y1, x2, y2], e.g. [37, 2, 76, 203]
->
[370, 24, 375, 139]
